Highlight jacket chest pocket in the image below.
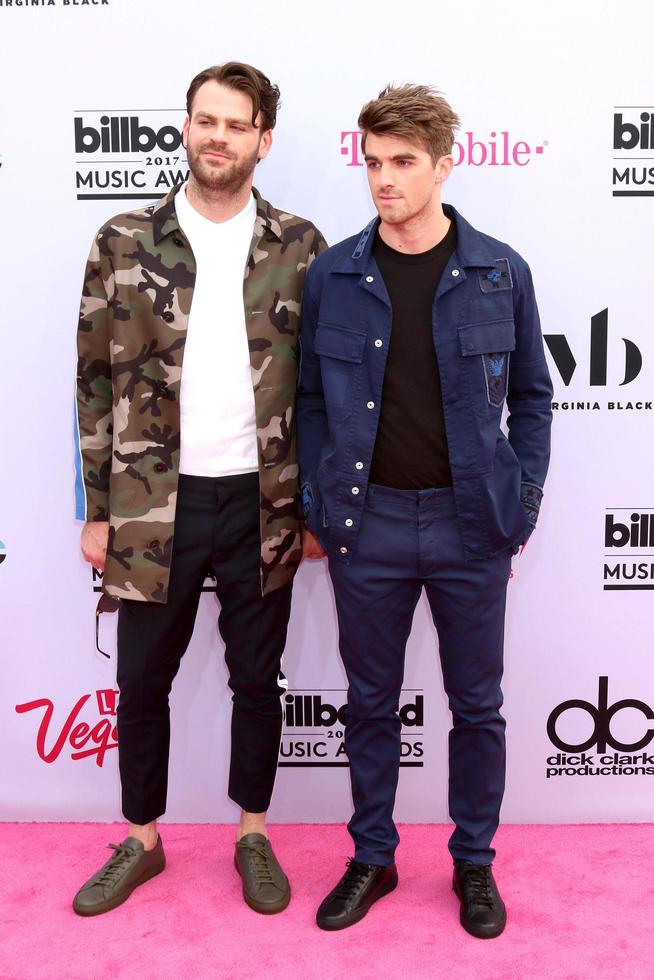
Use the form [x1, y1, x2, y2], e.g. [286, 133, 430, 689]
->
[458, 319, 516, 410]
[314, 322, 366, 420]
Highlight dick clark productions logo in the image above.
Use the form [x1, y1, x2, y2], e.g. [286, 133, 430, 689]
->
[546, 677, 654, 779]
[15, 690, 119, 767]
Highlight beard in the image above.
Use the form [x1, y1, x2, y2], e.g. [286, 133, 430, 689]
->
[187, 139, 261, 194]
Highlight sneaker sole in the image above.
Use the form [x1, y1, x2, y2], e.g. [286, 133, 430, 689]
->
[316, 872, 399, 931]
[452, 879, 507, 939]
[73, 859, 165, 917]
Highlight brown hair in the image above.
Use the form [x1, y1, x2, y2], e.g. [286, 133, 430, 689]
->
[358, 84, 460, 163]
[186, 62, 281, 130]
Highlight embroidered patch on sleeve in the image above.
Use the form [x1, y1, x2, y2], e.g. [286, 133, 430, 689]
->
[478, 258, 513, 293]
[520, 482, 543, 526]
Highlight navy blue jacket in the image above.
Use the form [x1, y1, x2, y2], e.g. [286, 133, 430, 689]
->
[296, 205, 553, 563]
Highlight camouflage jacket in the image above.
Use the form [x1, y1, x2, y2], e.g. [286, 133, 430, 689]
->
[75, 183, 326, 602]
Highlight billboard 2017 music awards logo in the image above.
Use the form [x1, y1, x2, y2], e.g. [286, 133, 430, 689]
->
[74, 111, 188, 202]
[612, 107, 654, 197]
[546, 677, 654, 779]
[15, 689, 119, 767]
[279, 690, 425, 768]
[603, 509, 654, 590]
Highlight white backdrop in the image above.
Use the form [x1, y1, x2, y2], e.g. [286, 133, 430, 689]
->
[1, 0, 653, 825]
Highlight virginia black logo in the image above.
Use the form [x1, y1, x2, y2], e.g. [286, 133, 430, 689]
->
[544, 309, 642, 386]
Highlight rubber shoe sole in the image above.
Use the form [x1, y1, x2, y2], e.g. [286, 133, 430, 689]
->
[73, 859, 165, 917]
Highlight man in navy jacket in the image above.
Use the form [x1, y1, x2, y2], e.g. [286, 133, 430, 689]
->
[297, 84, 552, 937]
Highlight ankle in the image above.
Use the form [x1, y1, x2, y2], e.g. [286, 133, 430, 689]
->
[237, 810, 267, 841]
[128, 821, 158, 851]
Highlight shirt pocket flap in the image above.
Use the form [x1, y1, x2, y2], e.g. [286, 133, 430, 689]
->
[315, 323, 367, 363]
[458, 319, 516, 356]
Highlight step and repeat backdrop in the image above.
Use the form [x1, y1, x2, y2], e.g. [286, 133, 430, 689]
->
[1, 0, 652, 825]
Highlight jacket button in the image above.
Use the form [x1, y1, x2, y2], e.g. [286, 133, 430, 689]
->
[148, 539, 159, 550]
[351, 487, 360, 495]
[154, 463, 166, 473]
[367, 401, 375, 410]
[340, 546, 348, 554]
[374, 339, 383, 348]
[162, 311, 175, 323]
[451, 269, 460, 277]
[172, 236, 184, 247]
[355, 461, 363, 470]
[345, 519, 353, 527]
[366, 275, 374, 283]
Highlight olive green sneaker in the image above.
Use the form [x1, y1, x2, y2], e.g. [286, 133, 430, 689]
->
[73, 835, 165, 916]
[234, 833, 290, 914]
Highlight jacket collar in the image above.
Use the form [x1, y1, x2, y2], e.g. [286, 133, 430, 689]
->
[152, 183, 282, 245]
[332, 203, 501, 273]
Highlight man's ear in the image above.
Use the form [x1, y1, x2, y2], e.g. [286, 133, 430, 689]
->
[257, 129, 273, 163]
[435, 153, 454, 185]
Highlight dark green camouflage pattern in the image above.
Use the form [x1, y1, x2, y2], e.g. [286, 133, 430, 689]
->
[76, 183, 326, 602]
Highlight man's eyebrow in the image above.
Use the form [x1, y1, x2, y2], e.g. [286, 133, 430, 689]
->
[363, 152, 419, 161]
[193, 112, 253, 126]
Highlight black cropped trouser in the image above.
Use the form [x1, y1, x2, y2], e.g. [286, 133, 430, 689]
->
[116, 472, 292, 825]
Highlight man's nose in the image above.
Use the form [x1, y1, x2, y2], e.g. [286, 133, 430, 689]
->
[378, 164, 395, 188]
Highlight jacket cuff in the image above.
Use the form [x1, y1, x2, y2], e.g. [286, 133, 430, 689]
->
[520, 482, 543, 528]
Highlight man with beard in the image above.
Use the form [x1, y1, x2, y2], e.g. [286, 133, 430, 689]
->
[297, 84, 552, 936]
[73, 62, 325, 917]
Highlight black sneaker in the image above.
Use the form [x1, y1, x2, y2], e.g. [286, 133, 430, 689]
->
[316, 858, 398, 931]
[453, 860, 507, 939]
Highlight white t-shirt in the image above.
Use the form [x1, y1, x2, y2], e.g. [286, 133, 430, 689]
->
[175, 187, 258, 477]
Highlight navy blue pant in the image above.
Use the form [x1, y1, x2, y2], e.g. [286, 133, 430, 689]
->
[328, 484, 511, 867]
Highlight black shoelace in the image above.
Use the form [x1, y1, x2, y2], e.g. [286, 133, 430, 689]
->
[96, 843, 137, 886]
[462, 864, 495, 909]
[333, 858, 373, 900]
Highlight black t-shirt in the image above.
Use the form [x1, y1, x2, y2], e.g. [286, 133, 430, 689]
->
[369, 221, 457, 489]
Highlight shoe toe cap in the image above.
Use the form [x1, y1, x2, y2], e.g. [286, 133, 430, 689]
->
[73, 884, 106, 912]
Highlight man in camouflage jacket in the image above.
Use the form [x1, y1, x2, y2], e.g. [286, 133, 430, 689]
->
[73, 63, 325, 918]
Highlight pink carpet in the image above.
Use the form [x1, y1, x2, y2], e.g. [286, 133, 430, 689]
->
[0, 823, 651, 980]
